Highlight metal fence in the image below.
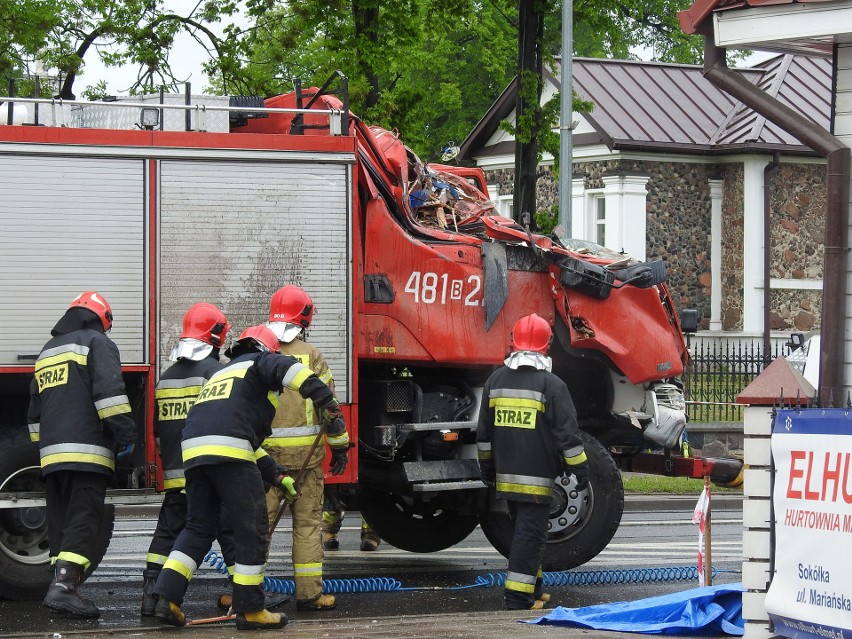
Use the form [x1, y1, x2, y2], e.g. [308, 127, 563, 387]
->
[683, 338, 788, 422]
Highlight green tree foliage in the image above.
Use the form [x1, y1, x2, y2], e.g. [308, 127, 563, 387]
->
[2, 0, 714, 160]
[229, 0, 707, 160]
[224, 0, 519, 161]
[1, 0, 245, 98]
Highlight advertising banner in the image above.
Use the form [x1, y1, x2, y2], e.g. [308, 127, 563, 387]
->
[765, 408, 852, 639]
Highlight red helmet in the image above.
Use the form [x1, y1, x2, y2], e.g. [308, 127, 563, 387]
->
[510, 314, 552, 354]
[180, 303, 231, 347]
[268, 285, 314, 328]
[236, 325, 281, 354]
[69, 291, 113, 331]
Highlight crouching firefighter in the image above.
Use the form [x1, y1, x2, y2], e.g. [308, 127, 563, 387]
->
[152, 325, 345, 630]
[476, 313, 590, 611]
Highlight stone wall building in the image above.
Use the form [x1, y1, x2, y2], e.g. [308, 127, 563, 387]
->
[458, 55, 830, 343]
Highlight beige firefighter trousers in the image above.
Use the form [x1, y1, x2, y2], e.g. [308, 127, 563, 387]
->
[266, 463, 325, 602]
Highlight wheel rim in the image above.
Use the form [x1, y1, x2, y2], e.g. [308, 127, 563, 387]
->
[0, 466, 49, 565]
[547, 472, 593, 542]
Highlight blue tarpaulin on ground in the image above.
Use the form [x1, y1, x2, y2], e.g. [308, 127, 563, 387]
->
[525, 583, 745, 636]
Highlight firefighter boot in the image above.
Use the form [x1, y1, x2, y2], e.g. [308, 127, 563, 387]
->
[321, 510, 342, 551]
[218, 590, 290, 612]
[154, 597, 186, 626]
[321, 530, 339, 551]
[235, 609, 287, 629]
[43, 560, 100, 619]
[296, 593, 337, 611]
[141, 568, 160, 617]
[360, 523, 381, 551]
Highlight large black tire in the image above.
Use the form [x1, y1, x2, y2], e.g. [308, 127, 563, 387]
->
[359, 486, 480, 553]
[478, 431, 623, 571]
[0, 427, 115, 601]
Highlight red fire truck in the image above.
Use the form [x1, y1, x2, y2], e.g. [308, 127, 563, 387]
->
[0, 77, 741, 600]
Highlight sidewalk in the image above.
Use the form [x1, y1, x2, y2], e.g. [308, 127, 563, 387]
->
[7, 610, 733, 639]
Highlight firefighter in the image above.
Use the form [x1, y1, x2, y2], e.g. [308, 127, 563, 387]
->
[152, 325, 343, 630]
[27, 291, 137, 618]
[142, 304, 287, 617]
[262, 285, 350, 611]
[476, 313, 590, 611]
[321, 486, 382, 552]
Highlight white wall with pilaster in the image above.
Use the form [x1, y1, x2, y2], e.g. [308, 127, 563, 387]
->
[742, 158, 770, 333]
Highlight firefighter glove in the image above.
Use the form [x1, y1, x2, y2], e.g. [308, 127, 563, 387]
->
[568, 462, 590, 492]
[329, 445, 351, 476]
[116, 443, 135, 460]
[275, 474, 299, 503]
[318, 398, 343, 428]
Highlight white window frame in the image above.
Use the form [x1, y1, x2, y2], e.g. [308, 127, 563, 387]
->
[488, 182, 514, 219]
[571, 174, 649, 262]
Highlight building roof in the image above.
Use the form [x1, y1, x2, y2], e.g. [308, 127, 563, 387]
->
[678, 0, 834, 35]
[458, 54, 830, 162]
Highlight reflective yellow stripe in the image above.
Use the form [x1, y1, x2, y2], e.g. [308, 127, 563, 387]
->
[294, 562, 322, 578]
[209, 365, 251, 382]
[147, 553, 168, 566]
[155, 386, 204, 398]
[41, 452, 114, 471]
[489, 397, 545, 411]
[264, 435, 318, 447]
[326, 432, 350, 447]
[233, 563, 265, 586]
[57, 551, 91, 570]
[495, 481, 552, 497]
[163, 551, 196, 581]
[564, 451, 588, 466]
[233, 573, 265, 586]
[163, 477, 186, 490]
[505, 579, 536, 594]
[267, 391, 279, 409]
[97, 402, 132, 419]
[287, 367, 313, 390]
[182, 445, 255, 463]
[35, 351, 87, 370]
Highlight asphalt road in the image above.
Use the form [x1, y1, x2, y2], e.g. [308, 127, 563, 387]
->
[0, 494, 745, 638]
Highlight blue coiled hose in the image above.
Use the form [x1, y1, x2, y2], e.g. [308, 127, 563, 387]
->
[203, 550, 717, 593]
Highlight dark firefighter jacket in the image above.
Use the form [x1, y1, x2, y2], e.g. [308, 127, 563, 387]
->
[154, 355, 223, 491]
[180, 351, 334, 483]
[27, 308, 136, 476]
[476, 364, 587, 504]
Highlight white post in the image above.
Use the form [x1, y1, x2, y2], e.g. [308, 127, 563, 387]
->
[710, 179, 724, 331]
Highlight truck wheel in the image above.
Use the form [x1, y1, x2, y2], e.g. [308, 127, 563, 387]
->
[478, 431, 623, 571]
[0, 428, 115, 600]
[358, 487, 480, 553]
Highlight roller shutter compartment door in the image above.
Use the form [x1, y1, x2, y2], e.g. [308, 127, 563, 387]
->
[159, 159, 352, 402]
[0, 155, 146, 365]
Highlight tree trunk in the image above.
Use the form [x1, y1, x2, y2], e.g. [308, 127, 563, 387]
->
[513, 0, 544, 229]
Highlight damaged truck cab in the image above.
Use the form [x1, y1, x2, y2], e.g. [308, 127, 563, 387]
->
[240, 87, 695, 568]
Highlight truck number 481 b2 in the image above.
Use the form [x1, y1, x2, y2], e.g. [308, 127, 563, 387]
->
[404, 271, 482, 306]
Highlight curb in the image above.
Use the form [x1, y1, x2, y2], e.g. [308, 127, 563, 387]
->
[623, 493, 743, 512]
